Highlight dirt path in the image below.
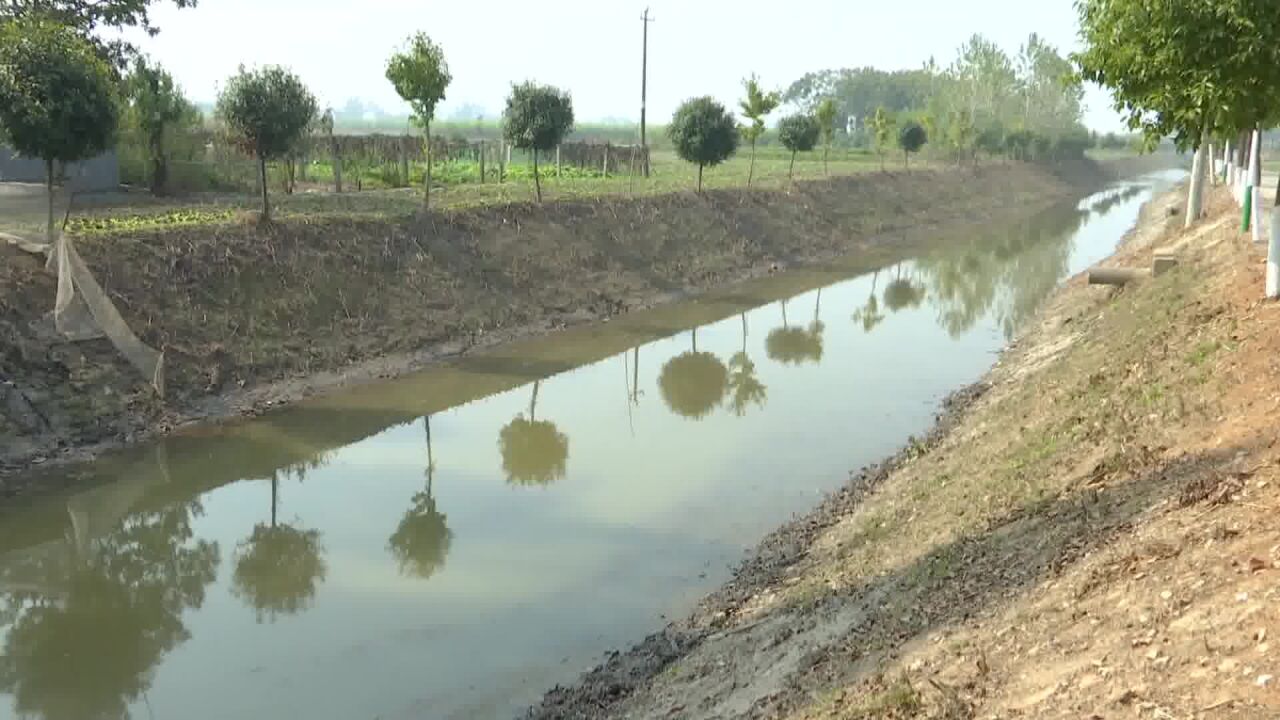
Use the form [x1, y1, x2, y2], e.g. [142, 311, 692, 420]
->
[526, 181, 1280, 719]
[1, 162, 1131, 490]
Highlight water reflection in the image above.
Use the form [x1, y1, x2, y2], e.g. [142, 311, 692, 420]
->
[499, 380, 571, 486]
[231, 472, 328, 622]
[658, 328, 729, 421]
[766, 292, 825, 365]
[725, 315, 768, 417]
[0, 174, 1175, 720]
[917, 203, 1090, 340]
[852, 270, 886, 333]
[0, 501, 218, 719]
[388, 416, 453, 580]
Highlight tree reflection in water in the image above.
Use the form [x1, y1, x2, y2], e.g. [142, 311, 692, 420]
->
[725, 314, 767, 417]
[389, 415, 453, 579]
[499, 380, 570, 486]
[0, 501, 219, 720]
[766, 293, 824, 366]
[231, 472, 327, 623]
[659, 327, 729, 420]
[852, 270, 886, 333]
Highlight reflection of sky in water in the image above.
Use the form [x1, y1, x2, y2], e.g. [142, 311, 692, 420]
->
[0, 171, 1184, 720]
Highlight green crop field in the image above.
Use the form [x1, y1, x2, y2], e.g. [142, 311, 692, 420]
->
[50, 145, 910, 237]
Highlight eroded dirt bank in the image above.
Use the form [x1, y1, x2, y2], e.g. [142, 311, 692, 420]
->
[526, 183, 1280, 719]
[0, 162, 1135, 482]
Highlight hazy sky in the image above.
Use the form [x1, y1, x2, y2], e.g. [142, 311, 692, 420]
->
[123, 0, 1125, 131]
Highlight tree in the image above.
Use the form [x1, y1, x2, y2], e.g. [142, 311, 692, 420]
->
[123, 55, 198, 195]
[738, 74, 781, 186]
[0, 0, 196, 66]
[658, 329, 728, 420]
[502, 82, 574, 203]
[766, 296, 824, 365]
[852, 271, 886, 332]
[499, 381, 569, 486]
[898, 121, 927, 167]
[1074, 0, 1280, 222]
[815, 98, 839, 175]
[777, 114, 820, 179]
[385, 33, 451, 209]
[668, 97, 739, 192]
[870, 106, 897, 171]
[216, 65, 317, 222]
[0, 19, 118, 241]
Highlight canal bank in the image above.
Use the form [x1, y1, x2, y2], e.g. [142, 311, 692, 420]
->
[0, 170, 1183, 720]
[531, 181, 1280, 718]
[1, 159, 1158, 483]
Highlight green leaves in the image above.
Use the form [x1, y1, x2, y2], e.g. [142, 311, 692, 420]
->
[899, 121, 928, 155]
[815, 98, 839, 145]
[739, 74, 781, 143]
[778, 114, 820, 153]
[124, 56, 196, 139]
[385, 33, 451, 129]
[668, 97, 740, 169]
[216, 65, 317, 160]
[502, 82, 575, 152]
[1074, 0, 1280, 146]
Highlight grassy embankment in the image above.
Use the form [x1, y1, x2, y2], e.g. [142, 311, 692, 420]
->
[533, 184, 1280, 718]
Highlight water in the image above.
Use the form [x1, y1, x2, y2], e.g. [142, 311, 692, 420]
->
[0, 171, 1183, 720]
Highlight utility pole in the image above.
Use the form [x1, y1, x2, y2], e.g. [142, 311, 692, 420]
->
[640, 6, 654, 177]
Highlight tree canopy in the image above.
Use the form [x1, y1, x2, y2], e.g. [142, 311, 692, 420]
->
[778, 114, 820, 153]
[385, 33, 451, 129]
[0, 0, 195, 64]
[0, 18, 118, 167]
[1074, 0, 1280, 148]
[668, 96, 739, 191]
[123, 55, 198, 194]
[216, 65, 317, 219]
[739, 74, 781, 186]
[502, 81, 574, 202]
[898, 121, 928, 163]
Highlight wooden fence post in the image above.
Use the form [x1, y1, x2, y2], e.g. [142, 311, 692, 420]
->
[603, 143, 610, 178]
[499, 140, 506, 183]
[479, 140, 486, 184]
[556, 145, 562, 178]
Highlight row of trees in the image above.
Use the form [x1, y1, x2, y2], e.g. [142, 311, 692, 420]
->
[1075, 0, 1280, 237]
[780, 33, 1089, 165]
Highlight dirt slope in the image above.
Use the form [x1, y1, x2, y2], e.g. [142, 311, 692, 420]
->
[527, 184, 1280, 719]
[1, 163, 1109, 483]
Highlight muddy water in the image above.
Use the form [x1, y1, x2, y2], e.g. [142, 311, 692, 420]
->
[0, 171, 1183, 720]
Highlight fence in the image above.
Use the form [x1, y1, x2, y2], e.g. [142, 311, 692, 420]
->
[118, 130, 650, 194]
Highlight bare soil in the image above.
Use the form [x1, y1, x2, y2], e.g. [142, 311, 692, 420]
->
[525, 182, 1280, 719]
[0, 162, 1131, 491]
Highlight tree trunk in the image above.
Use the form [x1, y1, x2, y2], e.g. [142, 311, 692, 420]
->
[150, 133, 167, 196]
[691, 327, 698, 353]
[259, 156, 270, 221]
[747, 139, 757, 187]
[530, 380, 540, 420]
[533, 149, 542, 203]
[1185, 140, 1206, 228]
[822, 145, 829, 176]
[741, 313, 748, 354]
[781, 300, 789, 328]
[1250, 128, 1264, 242]
[904, 150, 909, 168]
[423, 123, 432, 210]
[45, 159, 55, 243]
[333, 138, 343, 193]
[879, 151, 885, 172]
[697, 163, 704, 193]
[789, 150, 796, 179]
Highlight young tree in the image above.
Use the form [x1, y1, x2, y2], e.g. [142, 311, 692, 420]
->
[124, 56, 198, 195]
[777, 114, 820, 179]
[216, 65, 317, 222]
[738, 74, 781, 186]
[898, 121, 927, 167]
[502, 82, 574, 203]
[668, 97, 739, 192]
[385, 33, 451, 209]
[0, 19, 118, 241]
[815, 98, 839, 176]
[870, 106, 896, 171]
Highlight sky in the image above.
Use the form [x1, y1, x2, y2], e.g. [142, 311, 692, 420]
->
[122, 0, 1126, 132]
